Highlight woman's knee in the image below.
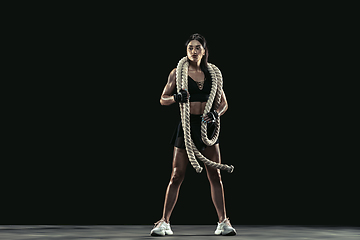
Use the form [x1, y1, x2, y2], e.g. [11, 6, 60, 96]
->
[170, 168, 185, 186]
[207, 168, 222, 184]
[170, 147, 188, 186]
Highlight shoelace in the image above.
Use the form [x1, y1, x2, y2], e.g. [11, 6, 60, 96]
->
[219, 217, 232, 227]
[153, 219, 167, 228]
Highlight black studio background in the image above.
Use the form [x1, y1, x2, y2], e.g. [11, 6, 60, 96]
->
[9, 4, 356, 226]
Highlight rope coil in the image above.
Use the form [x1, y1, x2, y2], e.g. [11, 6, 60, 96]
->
[175, 57, 234, 173]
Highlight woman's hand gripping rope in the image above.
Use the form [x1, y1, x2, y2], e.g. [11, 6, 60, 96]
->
[173, 89, 190, 103]
[202, 110, 219, 123]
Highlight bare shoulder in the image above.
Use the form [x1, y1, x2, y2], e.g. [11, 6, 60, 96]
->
[170, 68, 177, 77]
[167, 68, 177, 83]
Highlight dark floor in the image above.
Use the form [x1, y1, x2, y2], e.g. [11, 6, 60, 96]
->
[0, 225, 359, 240]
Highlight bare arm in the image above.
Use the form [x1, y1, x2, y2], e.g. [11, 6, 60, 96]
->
[203, 89, 228, 122]
[216, 90, 228, 117]
[160, 68, 177, 106]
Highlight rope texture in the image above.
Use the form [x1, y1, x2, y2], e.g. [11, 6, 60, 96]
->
[175, 57, 234, 173]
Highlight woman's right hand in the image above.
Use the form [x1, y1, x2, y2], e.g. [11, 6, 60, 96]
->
[173, 89, 189, 103]
[160, 68, 190, 106]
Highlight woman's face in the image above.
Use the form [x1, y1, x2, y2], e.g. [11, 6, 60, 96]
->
[187, 40, 205, 63]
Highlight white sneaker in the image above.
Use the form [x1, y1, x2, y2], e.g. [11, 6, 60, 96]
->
[214, 218, 237, 236]
[150, 219, 174, 236]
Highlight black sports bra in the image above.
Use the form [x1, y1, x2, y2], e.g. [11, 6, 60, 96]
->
[187, 73, 211, 102]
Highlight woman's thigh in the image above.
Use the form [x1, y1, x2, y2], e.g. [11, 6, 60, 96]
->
[201, 143, 221, 164]
[201, 144, 222, 178]
[172, 147, 189, 175]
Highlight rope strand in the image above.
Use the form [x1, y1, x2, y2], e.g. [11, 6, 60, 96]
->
[175, 57, 234, 173]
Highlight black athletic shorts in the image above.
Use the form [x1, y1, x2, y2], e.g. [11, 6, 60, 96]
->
[170, 114, 219, 151]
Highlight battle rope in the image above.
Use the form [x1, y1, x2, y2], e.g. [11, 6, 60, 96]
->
[175, 57, 234, 173]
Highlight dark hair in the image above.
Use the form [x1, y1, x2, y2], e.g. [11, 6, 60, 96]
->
[185, 33, 209, 74]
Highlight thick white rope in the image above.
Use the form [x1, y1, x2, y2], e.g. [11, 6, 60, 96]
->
[176, 57, 234, 173]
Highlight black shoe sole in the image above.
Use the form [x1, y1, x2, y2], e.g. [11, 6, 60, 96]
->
[223, 230, 236, 236]
[150, 232, 164, 236]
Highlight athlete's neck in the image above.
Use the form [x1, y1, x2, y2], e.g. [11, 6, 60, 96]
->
[188, 60, 201, 72]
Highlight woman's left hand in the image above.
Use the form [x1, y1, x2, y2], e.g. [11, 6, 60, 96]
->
[202, 110, 219, 123]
